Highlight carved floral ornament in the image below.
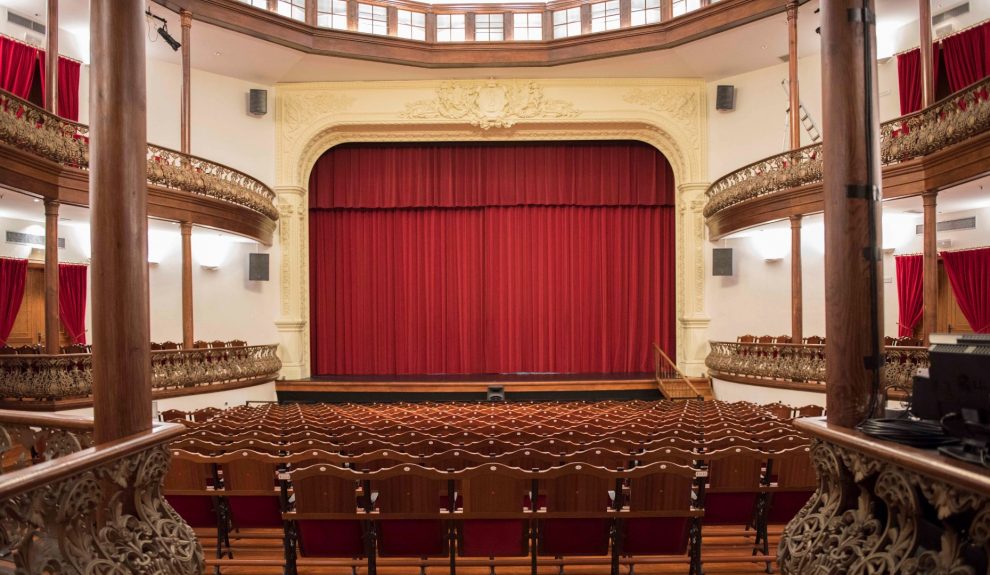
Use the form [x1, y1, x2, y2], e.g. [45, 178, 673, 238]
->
[779, 438, 990, 574]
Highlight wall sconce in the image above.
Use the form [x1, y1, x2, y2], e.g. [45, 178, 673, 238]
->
[751, 228, 790, 262]
[200, 264, 219, 271]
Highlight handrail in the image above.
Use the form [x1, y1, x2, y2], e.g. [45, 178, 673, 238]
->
[0, 344, 282, 402]
[653, 342, 703, 400]
[0, 88, 278, 220]
[704, 75, 990, 220]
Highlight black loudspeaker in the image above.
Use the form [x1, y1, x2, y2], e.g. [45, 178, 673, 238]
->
[713, 248, 733, 276]
[716, 85, 735, 111]
[487, 385, 505, 402]
[249, 253, 270, 281]
[249, 89, 268, 116]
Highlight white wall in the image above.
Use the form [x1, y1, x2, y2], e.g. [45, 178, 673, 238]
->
[146, 58, 277, 187]
[707, 54, 902, 182]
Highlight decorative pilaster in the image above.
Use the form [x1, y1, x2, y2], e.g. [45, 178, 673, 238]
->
[180, 10, 192, 155]
[678, 182, 710, 376]
[276, 185, 308, 379]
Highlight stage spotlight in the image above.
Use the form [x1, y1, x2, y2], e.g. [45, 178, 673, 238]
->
[145, 10, 181, 52]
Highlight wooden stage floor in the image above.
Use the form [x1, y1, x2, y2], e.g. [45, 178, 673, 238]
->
[276, 373, 661, 403]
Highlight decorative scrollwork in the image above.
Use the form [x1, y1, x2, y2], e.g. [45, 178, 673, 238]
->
[0, 89, 277, 221]
[705, 76, 990, 219]
[779, 438, 990, 575]
[0, 439, 204, 574]
[0, 344, 281, 402]
[705, 340, 927, 395]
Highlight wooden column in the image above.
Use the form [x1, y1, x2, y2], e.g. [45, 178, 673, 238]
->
[787, 0, 801, 149]
[90, 0, 151, 443]
[181, 222, 194, 349]
[45, 0, 58, 113]
[44, 200, 60, 354]
[919, 0, 935, 107]
[180, 10, 192, 155]
[922, 190, 938, 341]
[822, 0, 884, 427]
[790, 215, 803, 343]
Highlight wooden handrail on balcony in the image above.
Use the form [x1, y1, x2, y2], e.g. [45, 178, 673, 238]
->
[653, 342, 703, 401]
[704, 75, 990, 231]
[0, 88, 278, 220]
[0, 415, 204, 572]
[704, 340, 927, 398]
[0, 344, 282, 409]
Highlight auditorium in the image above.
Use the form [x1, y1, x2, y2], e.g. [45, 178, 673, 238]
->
[0, 0, 988, 573]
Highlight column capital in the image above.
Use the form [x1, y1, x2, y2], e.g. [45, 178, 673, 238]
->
[922, 189, 939, 205]
[180, 8, 193, 28]
[785, 0, 799, 19]
[275, 185, 307, 198]
[179, 221, 193, 234]
[790, 214, 803, 227]
[43, 198, 60, 215]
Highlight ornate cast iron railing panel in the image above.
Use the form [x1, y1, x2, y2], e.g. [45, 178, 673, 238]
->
[779, 419, 990, 574]
[0, 89, 277, 220]
[0, 413, 204, 574]
[0, 344, 281, 402]
[705, 340, 928, 394]
[705, 76, 990, 219]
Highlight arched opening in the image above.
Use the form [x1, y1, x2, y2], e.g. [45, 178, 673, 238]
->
[305, 140, 677, 376]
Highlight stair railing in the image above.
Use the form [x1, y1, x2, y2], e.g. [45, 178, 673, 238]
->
[653, 343, 704, 401]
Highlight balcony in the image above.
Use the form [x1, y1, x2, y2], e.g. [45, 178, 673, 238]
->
[151, 0, 806, 68]
[0, 90, 278, 244]
[705, 76, 990, 238]
[0, 344, 282, 410]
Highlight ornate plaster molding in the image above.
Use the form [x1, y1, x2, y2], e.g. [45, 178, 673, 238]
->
[402, 80, 580, 129]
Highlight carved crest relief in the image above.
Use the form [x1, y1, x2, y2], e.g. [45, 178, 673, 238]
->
[402, 81, 580, 129]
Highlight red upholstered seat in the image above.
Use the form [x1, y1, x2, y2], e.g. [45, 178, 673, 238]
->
[378, 519, 446, 557]
[460, 520, 528, 557]
[297, 520, 366, 557]
[541, 518, 611, 556]
[767, 491, 814, 523]
[228, 495, 284, 529]
[167, 495, 217, 528]
[700, 492, 758, 525]
[622, 517, 690, 555]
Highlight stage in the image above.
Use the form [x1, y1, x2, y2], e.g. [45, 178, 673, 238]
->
[276, 372, 661, 403]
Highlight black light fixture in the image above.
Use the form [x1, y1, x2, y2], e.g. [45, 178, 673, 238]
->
[146, 9, 181, 51]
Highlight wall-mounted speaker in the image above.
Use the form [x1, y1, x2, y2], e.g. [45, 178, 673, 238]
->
[713, 248, 733, 276]
[249, 253, 270, 281]
[249, 89, 268, 116]
[716, 85, 736, 111]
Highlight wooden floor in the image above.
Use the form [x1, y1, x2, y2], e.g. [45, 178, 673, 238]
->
[202, 526, 783, 574]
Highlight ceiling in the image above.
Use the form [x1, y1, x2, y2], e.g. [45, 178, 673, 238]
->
[0, 0, 959, 84]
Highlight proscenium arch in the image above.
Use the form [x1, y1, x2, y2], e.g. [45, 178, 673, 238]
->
[281, 120, 701, 378]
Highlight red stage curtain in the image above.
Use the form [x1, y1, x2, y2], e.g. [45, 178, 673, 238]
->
[58, 263, 87, 344]
[0, 37, 39, 99]
[942, 22, 990, 93]
[309, 142, 675, 209]
[0, 258, 28, 346]
[941, 248, 990, 334]
[38, 54, 82, 121]
[897, 44, 943, 115]
[894, 254, 924, 337]
[309, 141, 675, 375]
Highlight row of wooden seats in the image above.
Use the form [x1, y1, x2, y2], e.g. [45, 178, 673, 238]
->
[166, 440, 814, 574]
[151, 340, 248, 351]
[736, 335, 825, 345]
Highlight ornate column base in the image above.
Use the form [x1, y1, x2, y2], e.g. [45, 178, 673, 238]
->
[276, 319, 308, 380]
[678, 316, 710, 377]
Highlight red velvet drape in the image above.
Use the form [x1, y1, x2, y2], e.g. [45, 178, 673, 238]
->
[0, 258, 28, 346]
[895, 254, 924, 337]
[0, 37, 39, 99]
[942, 22, 990, 93]
[58, 263, 87, 344]
[897, 44, 943, 115]
[941, 248, 990, 334]
[37, 54, 81, 121]
[309, 141, 676, 375]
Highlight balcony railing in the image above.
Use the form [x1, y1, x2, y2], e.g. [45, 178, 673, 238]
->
[704, 75, 990, 220]
[0, 344, 281, 404]
[0, 89, 278, 221]
[0, 410, 204, 573]
[705, 340, 927, 396]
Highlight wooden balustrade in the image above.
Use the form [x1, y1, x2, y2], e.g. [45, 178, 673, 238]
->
[0, 89, 278, 240]
[705, 340, 927, 397]
[704, 75, 990, 234]
[0, 344, 281, 409]
[0, 411, 204, 573]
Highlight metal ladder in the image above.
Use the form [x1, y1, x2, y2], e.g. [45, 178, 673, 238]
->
[781, 79, 822, 149]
